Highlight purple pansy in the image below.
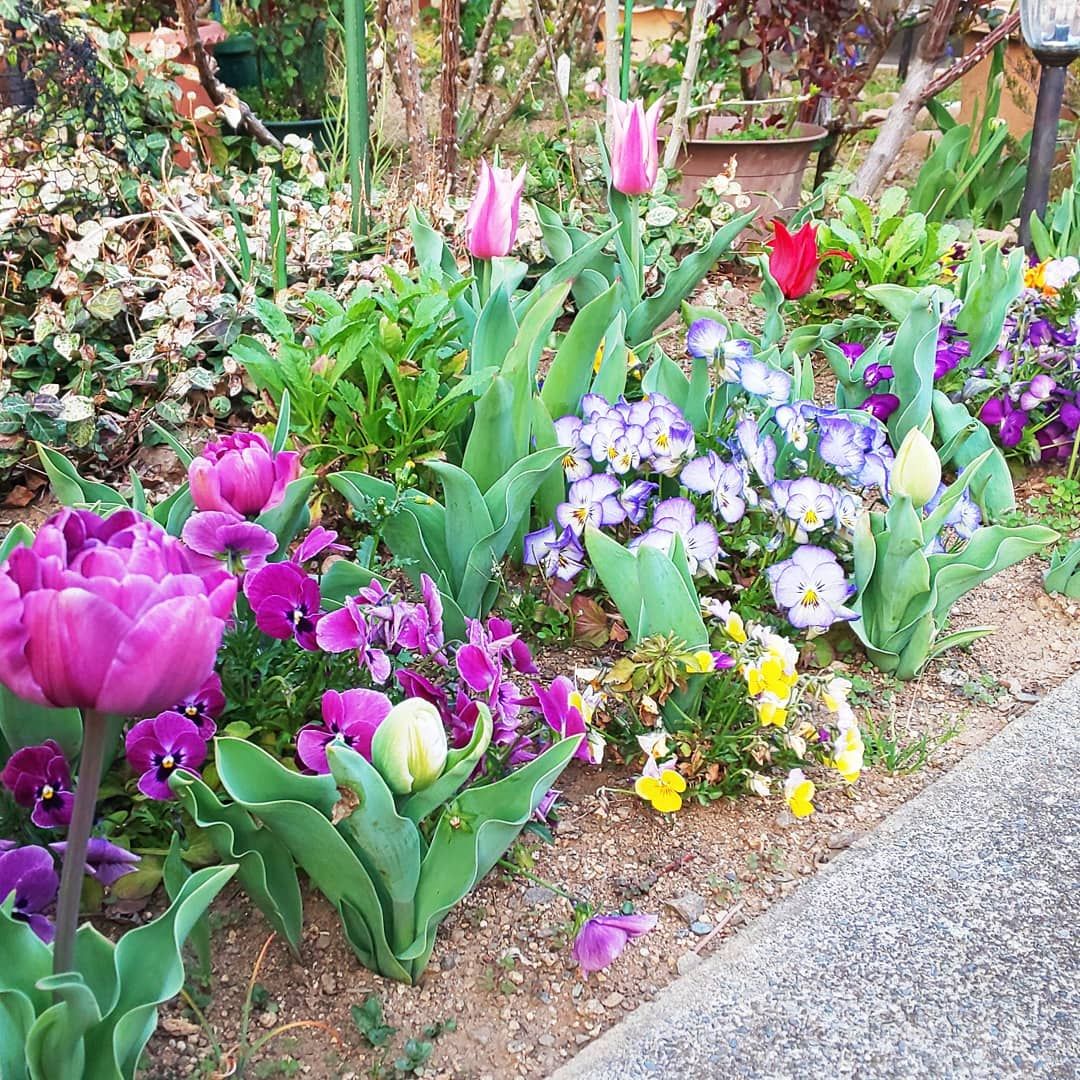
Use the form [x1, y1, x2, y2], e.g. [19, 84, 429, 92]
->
[681, 451, 746, 524]
[619, 479, 659, 525]
[532, 676, 593, 762]
[316, 596, 392, 683]
[861, 393, 900, 422]
[174, 672, 226, 740]
[524, 523, 587, 581]
[48, 838, 140, 887]
[766, 545, 857, 630]
[862, 362, 894, 389]
[124, 711, 208, 800]
[773, 478, 835, 536]
[181, 512, 278, 576]
[735, 419, 777, 485]
[572, 912, 657, 974]
[557, 474, 626, 535]
[295, 688, 392, 774]
[554, 416, 594, 482]
[686, 317, 728, 358]
[1, 740, 74, 829]
[244, 561, 322, 650]
[0, 845, 58, 942]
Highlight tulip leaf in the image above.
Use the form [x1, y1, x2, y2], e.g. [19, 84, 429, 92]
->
[399, 704, 494, 825]
[0, 523, 33, 562]
[213, 738, 409, 982]
[35, 444, 128, 512]
[404, 735, 582, 968]
[927, 524, 1058, 625]
[642, 352, 690, 411]
[591, 311, 630, 403]
[931, 390, 1015, 520]
[319, 560, 384, 606]
[161, 487, 195, 537]
[427, 463, 495, 593]
[271, 390, 293, 454]
[925, 626, 995, 661]
[1044, 538, 1080, 597]
[327, 742, 422, 956]
[256, 475, 318, 555]
[25, 973, 99, 1080]
[0, 687, 83, 759]
[584, 525, 645, 640]
[955, 245, 1024, 365]
[0, 897, 52, 1016]
[625, 210, 754, 345]
[0, 987, 36, 1080]
[685, 355, 710, 432]
[636, 543, 708, 647]
[540, 282, 622, 420]
[516, 226, 619, 321]
[471, 282, 517, 373]
[171, 771, 303, 952]
[530, 396, 568, 529]
[462, 377, 521, 495]
[885, 291, 940, 445]
[407, 206, 460, 282]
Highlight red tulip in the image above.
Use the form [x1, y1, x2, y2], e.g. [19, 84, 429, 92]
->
[767, 219, 852, 300]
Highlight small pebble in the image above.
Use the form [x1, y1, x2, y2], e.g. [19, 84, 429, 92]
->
[690, 920, 713, 936]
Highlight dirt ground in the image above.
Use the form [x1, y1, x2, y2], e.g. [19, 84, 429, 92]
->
[135, 535, 1078, 1080]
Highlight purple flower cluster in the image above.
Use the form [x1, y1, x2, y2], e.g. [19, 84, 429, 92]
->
[971, 275, 1080, 459]
[0, 837, 140, 942]
[686, 319, 790, 404]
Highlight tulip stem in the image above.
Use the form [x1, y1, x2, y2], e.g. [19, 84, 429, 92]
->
[52, 708, 108, 978]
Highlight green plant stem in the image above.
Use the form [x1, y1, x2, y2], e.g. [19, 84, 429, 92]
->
[619, 0, 632, 100]
[1068, 425, 1080, 482]
[496, 858, 577, 903]
[53, 708, 108, 977]
[628, 195, 643, 300]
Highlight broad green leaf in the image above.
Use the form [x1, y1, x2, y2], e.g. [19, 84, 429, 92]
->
[427, 463, 494, 593]
[35, 444, 128, 511]
[635, 543, 707, 647]
[530, 397, 568, 529]
[591, 311, 629, 403]
[886, 292, 940, 445]
[516, 226, 619, 321]
[0, 687, 82, 758]
[0, 523, 33, 562]
[540, 283, 621, 420]
[584, 526, 644, 640]
[471, 282, 517, 374]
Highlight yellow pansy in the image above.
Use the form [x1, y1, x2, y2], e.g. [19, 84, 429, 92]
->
[822, 676, 852, 713]
[726, 612, 747, 643]
[830, 725, 864, 784]
[744, 657, 796, 703]
[682, 650, 716, 673]
[634, 768, 687, 813]
[593, 343, 605, 374]
[756, 695, 788, 727]
[569, 689, 594, 726]
[1024, 262, 1047, 291]
[783, 769, 815, 818]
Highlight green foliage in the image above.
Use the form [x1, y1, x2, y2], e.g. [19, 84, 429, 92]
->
[1028, 144, 1080, 261]
[330, 446, 566, 636]
[909, 46, 1029, 230]
[183, 728, 581, 983]
[0, 866, 235, 1080]
[233, 275, 482, 474]
[1044, 537, 1080, 598]
[851, 455, 1058, 679]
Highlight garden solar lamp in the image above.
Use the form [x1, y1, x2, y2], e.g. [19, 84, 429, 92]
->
[1017, 0, 1080, 248]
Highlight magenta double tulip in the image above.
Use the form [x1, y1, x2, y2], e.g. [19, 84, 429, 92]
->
[0, 509, 236, 716]
[608, 97, 662, 196]
[464, 159, 526, 260]
[188, 431, 301, 519]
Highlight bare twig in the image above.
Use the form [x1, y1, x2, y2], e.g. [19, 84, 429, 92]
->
[461, 0, 506, 119]
[386, 0, 430, 176]
[478, 0, 582, 152]
[692, 900, 745, 954]
[662, 0, 709, 170]
[437, 0, 461, 184]
[922, 9, 1020, 100]
[175, 0, 282, 150]
[531, 0, 574, 140]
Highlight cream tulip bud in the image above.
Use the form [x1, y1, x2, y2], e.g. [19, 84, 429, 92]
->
[890, 428, 941, 509]
[370, 698, 448, 795]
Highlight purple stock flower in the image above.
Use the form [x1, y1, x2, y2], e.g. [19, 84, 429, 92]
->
[125, 711, 207, 800]
[838, 342, 866, 364]
[557, 474, 626, 535]
[861, 393, 901, 422]
[244, 561, 322, 650]
[296, 688, 392, 774]
[1, 740, 74, 829]
[174, 672, 225, 740]
[182, 511, 278, 575]
[293, 527, 348, 565]
[572, 912, 657, 974]
[681, 451, 746, 524]
[0, 509, 236, 716]
[188, 431, 300, 519]
[767, 545, 857, 630]
[0, 845, 58, 942]
[394, 575, 445, 659]
[48, 838, 140, 887]
[524, 524, 586, 581]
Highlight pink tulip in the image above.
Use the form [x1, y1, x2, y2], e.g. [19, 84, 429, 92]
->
[608, 97, 662, 196]
[188, 431, 300, 519]
[0, 509, 235, 715]
[464, 159, 526, 260]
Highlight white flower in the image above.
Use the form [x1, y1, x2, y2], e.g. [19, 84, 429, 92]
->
[1044, 257, 1080, 290]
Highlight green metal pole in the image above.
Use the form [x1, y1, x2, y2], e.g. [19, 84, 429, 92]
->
[343, 0, 371, 231]
[619, 0, 633, 99]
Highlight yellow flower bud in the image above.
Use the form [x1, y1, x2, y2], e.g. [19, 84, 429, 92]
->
[890, 428, 941, 509]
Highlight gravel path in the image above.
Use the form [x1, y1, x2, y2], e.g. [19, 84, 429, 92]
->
[554, 673, 1080, 1080]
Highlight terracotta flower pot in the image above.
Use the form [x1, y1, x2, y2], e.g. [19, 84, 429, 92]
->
[664, 118, 825, 215]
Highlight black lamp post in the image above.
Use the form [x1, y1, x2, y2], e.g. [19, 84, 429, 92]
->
[1018, 0, 1080, 249]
